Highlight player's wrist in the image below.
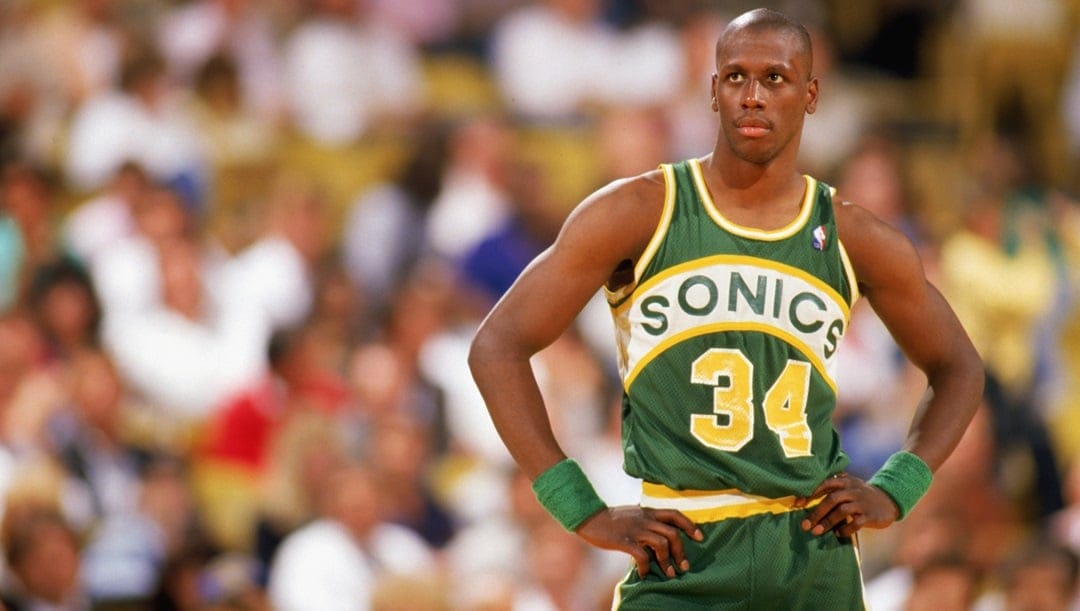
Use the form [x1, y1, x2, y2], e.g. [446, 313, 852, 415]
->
[531, 458, 608, 531]
[867, 451, 933, 520]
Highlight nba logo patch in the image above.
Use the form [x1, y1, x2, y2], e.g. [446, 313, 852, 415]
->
[812, 225, 827, 251]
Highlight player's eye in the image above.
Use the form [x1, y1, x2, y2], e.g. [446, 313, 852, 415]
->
[767, 73, 784, 83]
[726, 72, 744, 83]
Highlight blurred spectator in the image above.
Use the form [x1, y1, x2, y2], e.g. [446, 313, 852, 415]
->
[281, 0, 423, 146]
[104, 234, 231, 420]
[903, 553, 982, 611]
[836, 133, 928, 245]
[106, 171, 331, 419]
[941, 132, 1069, 522]
[0, 4, 68, 167]
[27, 259, 102, 365]
[266, 460, 435, 611]
[365, 414, 456, 548]
[194, 319, 348, 553]
[799, 24, 873, 179]
[444, 468, 548, 604]
[342, 122, 451, 316]
[0, 501, 88, 611]
[955, 0, 1073, 187]
[414, 260, 518, 476]
[33, 0, 131, 106]
[208, 172, 330, 395]
[865, 510, 976, 611]
[489, 0, 613, 121]
[515, 519, 609, 610]
[47, 349, 149, 527]
[343, 264, 452, 455]
[157, 0, 285, 122]
[0, 313, 56, 460]
[489, 0, 681, 122]
[61, 162, 148, 267]
[201, 324, 348, 478]
[597, 105, 672, 182]
[187, 53, 280, 171]
[459, 161, 562, 305]
[92, 181, 193, 345]
[424, 115, 514, 263]
[254, 412, 347, 585]
[665, 7, 727, 161]
[979, 541, 1080, 611]
[81, 456, 213, 607]
[1, 162, 62, 309]
[64, 46, 208, 208]
[304, 260, 365, 372]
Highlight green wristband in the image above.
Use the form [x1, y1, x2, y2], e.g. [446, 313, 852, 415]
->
[531, 459, 607, 532]
[868, 451, 933, 520]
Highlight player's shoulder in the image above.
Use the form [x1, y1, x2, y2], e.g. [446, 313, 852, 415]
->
[833, 199, 901, 246]
[833, 198, 922, 288]
[568, 167, 667, 225]
[557, 168, 669, 260]
[589, 167, 667, 207]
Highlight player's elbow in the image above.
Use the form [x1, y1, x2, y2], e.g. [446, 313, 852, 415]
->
[940, 340, 985, 413]
[468, 320, 514, 379]
[467, 324, 495, 379]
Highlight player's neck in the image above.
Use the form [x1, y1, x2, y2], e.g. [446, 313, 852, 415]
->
[699, 151, 805, 211]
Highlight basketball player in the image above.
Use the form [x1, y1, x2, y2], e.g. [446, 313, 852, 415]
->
[468, 8, 984, 609]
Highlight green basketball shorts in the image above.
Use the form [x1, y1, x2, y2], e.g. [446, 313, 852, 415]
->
[612, 485, 867, 610]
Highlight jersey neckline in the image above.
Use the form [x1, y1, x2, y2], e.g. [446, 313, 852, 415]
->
[688, 158, 815, 241]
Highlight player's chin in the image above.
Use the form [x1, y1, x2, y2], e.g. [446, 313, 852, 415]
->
[733, 146, 779, 165]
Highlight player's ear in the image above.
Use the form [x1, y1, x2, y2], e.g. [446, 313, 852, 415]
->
[805, 76, 819, 115]
[710, 73, 719, 112]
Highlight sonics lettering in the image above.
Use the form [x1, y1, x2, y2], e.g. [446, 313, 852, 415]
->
[619, 258, 850, 386]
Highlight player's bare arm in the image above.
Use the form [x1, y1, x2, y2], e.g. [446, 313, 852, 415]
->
[468, 171, 702, 578]
[797, 201, 984, 537]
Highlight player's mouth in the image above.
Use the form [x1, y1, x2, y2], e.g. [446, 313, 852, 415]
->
[735, 118, 771, 138]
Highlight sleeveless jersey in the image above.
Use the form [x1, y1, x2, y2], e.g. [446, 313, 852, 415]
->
[607, 159, 859, 498]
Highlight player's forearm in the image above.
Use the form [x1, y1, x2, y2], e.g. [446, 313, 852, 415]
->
[902, 348, 985, 471]
[468, 330, 567, 479]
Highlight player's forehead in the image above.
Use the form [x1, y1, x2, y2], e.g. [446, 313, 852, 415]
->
[715, 26, 809, 73]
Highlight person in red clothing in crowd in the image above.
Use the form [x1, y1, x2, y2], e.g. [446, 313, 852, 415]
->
[195, 323, 350, 550]
[201, 324, 349, 474]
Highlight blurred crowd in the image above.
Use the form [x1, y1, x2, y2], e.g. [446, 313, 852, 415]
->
[1, 0, 1080, 609]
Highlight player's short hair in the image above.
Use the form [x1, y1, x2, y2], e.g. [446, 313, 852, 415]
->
[717, 8, 814, 77]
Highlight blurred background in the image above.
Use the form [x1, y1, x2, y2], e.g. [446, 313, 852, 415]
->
[0, 0, 1080, 609]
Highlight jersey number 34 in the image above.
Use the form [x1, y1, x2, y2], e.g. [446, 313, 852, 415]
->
[690, 347, 813, 458]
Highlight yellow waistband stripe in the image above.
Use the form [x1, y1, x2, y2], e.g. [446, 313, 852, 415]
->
[640, 482, 821, 523]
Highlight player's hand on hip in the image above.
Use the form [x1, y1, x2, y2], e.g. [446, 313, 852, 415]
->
[795, 472, 901, 538]
[576, 505, 704, 579]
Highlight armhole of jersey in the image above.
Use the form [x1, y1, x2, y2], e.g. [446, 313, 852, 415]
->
[604, 163, 676, 306]
[828, 187, 860, 308]
[838, 239, 860, 307]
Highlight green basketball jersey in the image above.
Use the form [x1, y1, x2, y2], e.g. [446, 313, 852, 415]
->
[607, 159, 859, 499]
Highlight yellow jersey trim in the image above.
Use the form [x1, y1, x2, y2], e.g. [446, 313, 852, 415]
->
[690, 159, 815, 241]
[611, 254, 853, 320]
[838, 239, 860, 305]
[624, 321, 838, 393]
[604, 164, 676, 306]
[641, 481, 823, 523]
